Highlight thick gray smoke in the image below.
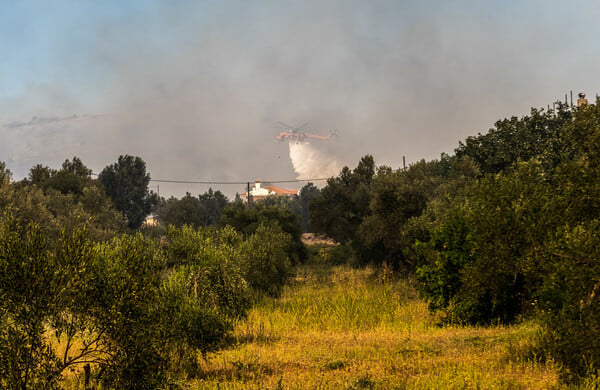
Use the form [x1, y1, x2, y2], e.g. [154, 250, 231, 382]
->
[2, 1, 599, 198]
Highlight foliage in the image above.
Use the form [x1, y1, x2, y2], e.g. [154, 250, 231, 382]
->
[163, 223, 293, 299]
[51, 157, 93, 196]
[1, 179, 125, 244]
[298, 182, 321, 232]
[99, 155, 157, 229]
[157, 188, 228, 228]
[0, 178, 60, 240]
[0, 161, 11, 184]
[255, 183, 321, 233]
[461, 161, 555, 323]
[416, 160, 564, 323]
[26, 157, 93, 197]
[454, 104, 573, 175]
[0, 156, 299, 387]
[245, 182, 321, 234]
[83, 228, 252, 387]
[358, 160, 442, 271]
[0, 207, 294, 387]
[220, 201, 307, 263]
[0, 159, 126, 243]
[239, 223, 293, 298]
[259, 193, 301, 216]
[160, 225, 250, 318]
[0, 213, 106, 388]
[87, 233, 167, 388]
[415, 209, 471, 314]
[413, 100, 600, 383]
[307, 243, 354, 266]
[0, 213, 60, 388]
[309, 155, 375, 246]
[534, 221, 600, 383]
[162, 224, 242, 267]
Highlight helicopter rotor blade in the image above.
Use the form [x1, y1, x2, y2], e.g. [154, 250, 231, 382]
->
[278, 121, 295, 130]
[297, 122, 309, 131]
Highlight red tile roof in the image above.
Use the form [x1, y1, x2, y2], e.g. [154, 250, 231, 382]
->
[263, 185, 298, 196]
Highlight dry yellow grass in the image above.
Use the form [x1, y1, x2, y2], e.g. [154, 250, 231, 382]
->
[192, 265, 561, 389]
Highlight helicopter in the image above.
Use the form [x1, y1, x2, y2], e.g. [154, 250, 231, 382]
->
[275, 122, 336, 142]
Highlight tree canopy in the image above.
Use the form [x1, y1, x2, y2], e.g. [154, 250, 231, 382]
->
[156, 189, 228, 228]
[99, 155, 156, 229]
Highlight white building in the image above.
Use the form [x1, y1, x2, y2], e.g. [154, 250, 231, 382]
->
[241, 180, 298, 202]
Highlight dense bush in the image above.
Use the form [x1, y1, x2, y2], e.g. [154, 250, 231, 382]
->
[156, 189, 228, 228]
[88, 233, 168, 388]
[537, 221, 600, 383]
[163, 223, 294, 299]
[358, 161, 442, 271]
[310, 155, 375, 247]
[413, 101, 600, 382]
[0, 206, 296, 388]
[414, 209, 471, 315]
[220, 201, 307, 263]
[240, 223, 293, 298]
[0, 213, 60, 388]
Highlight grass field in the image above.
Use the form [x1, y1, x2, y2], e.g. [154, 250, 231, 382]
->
[191, 263, 563, 389]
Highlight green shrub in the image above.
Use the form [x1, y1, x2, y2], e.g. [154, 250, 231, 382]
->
[91, 233, 168, 389]
[240, 223, 293, 298]
[415, 210, 471, 314]
[220, 202, 307, 263]
[0, 213, 60, 389]
[538, 221, 600, 383]
[161, 264, 244, 353]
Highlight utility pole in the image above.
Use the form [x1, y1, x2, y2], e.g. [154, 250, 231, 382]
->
[570, 90, 573, 108]
[247, 181, 252, 204]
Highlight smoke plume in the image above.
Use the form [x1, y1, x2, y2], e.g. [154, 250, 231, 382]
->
[288, 141, 342, 180]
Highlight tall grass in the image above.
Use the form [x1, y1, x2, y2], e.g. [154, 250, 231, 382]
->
[242, 264, 430, 334]
[194, 263, 565, 389]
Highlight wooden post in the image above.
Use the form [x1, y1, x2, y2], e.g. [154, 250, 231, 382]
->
[84, 364, 91, 389]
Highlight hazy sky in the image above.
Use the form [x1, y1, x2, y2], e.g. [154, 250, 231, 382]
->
[2, 0, 599, 197]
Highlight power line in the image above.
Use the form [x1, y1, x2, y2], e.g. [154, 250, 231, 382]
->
[90, 173, 330, 185]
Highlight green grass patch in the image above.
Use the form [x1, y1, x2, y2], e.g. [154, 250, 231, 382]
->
[193, 263, 571, 389]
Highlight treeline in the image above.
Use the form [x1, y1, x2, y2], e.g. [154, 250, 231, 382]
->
[0, 158, 305, 387]
[153, 182, 320, 234]
[309, 100, 600, 383]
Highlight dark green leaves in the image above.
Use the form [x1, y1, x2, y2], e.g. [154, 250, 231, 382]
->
[99, 155, 156, 229]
